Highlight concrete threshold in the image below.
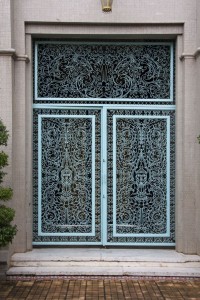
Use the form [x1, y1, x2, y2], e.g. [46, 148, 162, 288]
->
[7, 248, 200, 277]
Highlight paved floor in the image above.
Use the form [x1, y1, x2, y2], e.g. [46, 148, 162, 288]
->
[1, 278, 200, 300]
[8, 249, 200, 277]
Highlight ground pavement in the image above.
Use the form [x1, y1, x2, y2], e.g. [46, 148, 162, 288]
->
[0, 277, 200, 300]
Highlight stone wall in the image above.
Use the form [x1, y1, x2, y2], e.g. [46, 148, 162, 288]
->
[0, 0, 200, 261]
[196, 0, 200, 256]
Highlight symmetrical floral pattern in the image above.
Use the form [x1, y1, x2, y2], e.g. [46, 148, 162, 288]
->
[33, 109, 101, 243]
[107, 109, 175, 244]
[36, 43, 171, 100]
[33, 42, 175, 245]
[41, 117, 93, 233]
[116, 118, 167, 233]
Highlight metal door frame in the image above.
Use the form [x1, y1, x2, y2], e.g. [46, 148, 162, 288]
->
[33, 103, 175, 246]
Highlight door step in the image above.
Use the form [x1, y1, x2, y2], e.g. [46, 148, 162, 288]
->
[7, 248, 200, 277]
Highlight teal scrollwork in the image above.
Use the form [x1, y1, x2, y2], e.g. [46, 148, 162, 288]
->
[36, 43, 171, 100]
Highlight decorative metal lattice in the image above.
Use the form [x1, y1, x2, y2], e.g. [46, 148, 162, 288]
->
[33, 41, 175, 246]
[107, 109, 175, 244]
[33, 108, 101, 244]
[35, 42, 172, 100]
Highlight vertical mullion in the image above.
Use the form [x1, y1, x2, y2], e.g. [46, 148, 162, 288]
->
[101, 107, 107, 245]
[92, 115, 96, 236]
[170, 44, 174, 102]
[34, 42, 38, 100]
[38, 115, 42, 235]
[112, 115, 117, 236]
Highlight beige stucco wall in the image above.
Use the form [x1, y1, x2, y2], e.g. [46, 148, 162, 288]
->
[196, 0, 200, 256]
[0, 0, 13, 263]
[0, 0, 13, 185]
[12, 0, 198, 54]
[0, 0, 200, 261]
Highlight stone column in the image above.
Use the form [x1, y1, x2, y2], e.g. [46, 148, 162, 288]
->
[12, 57, 30, 253]
[11, 39, 30, 253]
[176, 19, 200, 254]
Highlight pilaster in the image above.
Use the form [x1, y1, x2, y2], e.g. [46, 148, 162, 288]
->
[181, 55, 197, 253]
[177, 18, 200, 253]
[11, 28, 30, 254]
[12, 58, 28, 253]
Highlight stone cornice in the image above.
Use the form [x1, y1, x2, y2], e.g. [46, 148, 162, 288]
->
[194, 47, 200, 59]
[180, 47, 200, 61]
[0, 48, 16, 56]
[14, 54, 30, 63]
[0, 48, 30, 63]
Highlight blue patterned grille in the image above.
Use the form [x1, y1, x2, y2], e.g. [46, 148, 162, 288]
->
[35, 42, 173, 102]
[33, 108, 102, 244]
[107, 109, 175, 245]
[33, 41, 175, 246]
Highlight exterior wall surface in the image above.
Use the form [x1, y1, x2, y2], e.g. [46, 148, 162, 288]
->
[0, 0, 13, 263]
[0, 0, 200, 263]
[196, 0, 200, 256]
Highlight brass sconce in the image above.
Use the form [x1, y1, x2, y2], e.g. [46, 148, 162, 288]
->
[101, 0, 113, 12]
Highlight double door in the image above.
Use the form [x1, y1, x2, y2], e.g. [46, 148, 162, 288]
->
[33, 105, 175, 246]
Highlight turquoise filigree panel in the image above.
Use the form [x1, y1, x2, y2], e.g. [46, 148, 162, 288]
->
[33, 41, 175, 246]
[35, 42, 173, 101]
[33, 108, 101, 244]
[106, 109, 175, 245]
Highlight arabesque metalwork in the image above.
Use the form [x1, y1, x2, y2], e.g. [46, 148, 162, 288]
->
[33, 108, 102, 244]
[35, 42, 173, 101]
[107, 108, 175, 245]
[33, 41, 175, 246]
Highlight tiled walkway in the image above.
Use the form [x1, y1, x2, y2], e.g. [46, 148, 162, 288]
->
[1, 278, 200, 300]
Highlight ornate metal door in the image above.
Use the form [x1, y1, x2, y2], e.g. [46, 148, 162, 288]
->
[106, 108, 175, 245]
[33, 108, 102, 244]
[33, 41, 175, 246]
